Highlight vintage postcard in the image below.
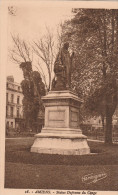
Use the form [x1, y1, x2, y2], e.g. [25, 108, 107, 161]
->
[0, 1, 118, 195]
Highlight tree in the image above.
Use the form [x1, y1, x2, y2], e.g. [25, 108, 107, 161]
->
[9, 26, 62, 129]
[9, 35, 46, 130]
[10, 34, 32, 64]
[62, 9, 118, 144]
[10, 26, 59, 91]
[20, 62, 45, 131]
[33, 27, 57, 91]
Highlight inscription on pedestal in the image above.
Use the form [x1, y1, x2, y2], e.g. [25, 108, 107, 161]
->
[49, 110, 65, 121]
[46, 107, 68, 128]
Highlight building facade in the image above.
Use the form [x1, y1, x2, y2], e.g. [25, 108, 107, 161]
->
[6, 76, 24, 129]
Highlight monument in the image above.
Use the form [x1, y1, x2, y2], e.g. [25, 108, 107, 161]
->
[31, 43, 90, 155]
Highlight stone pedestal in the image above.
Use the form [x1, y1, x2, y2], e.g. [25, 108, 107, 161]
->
[31, 90, 90, 155]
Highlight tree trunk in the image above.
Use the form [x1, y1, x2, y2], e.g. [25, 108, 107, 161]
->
[105, 110, 113, 145]
[101, 115, 105, 131]
[49, 71, 51, 91]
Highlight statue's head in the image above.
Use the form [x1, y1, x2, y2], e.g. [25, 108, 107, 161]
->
[63, 42, 69, 50]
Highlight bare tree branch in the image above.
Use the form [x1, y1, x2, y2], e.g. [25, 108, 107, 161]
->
[33, 27, 57, 90]
[10, 34, 32, 63]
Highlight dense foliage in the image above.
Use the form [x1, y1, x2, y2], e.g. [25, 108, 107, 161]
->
[62, 9, 118, 144]
[20, 62, 45, 131]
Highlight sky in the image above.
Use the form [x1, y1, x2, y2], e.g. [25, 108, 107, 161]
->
[6, 1, 118, 84]
[7, 4, 74, 83]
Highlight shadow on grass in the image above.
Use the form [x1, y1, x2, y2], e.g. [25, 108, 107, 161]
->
[5, 138, 118, 166]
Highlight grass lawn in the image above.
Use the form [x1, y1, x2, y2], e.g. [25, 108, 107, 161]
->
[5, 137, 118, 190]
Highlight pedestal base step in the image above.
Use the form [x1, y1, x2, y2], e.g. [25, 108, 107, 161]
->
[31, 133, 90, 155]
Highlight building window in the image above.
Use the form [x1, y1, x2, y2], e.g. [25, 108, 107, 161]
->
[18, 86, 20, 91]
[6, 93, 8, 102]
[99, 119, 101, 124]
[6, 121, 9, 128]
[11, 94, 14, 103]
[10, 107, 14, 117]
[17, 108, 20, 118]
[17, 96, 20, 104]
[6, 106, 8, 117]
[11, 122, 13, 128]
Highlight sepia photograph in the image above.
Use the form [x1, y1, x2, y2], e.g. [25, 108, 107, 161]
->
[0, 1, 118, 195]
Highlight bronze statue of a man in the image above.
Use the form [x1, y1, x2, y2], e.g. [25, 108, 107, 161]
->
[52, 42, 74, 91]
